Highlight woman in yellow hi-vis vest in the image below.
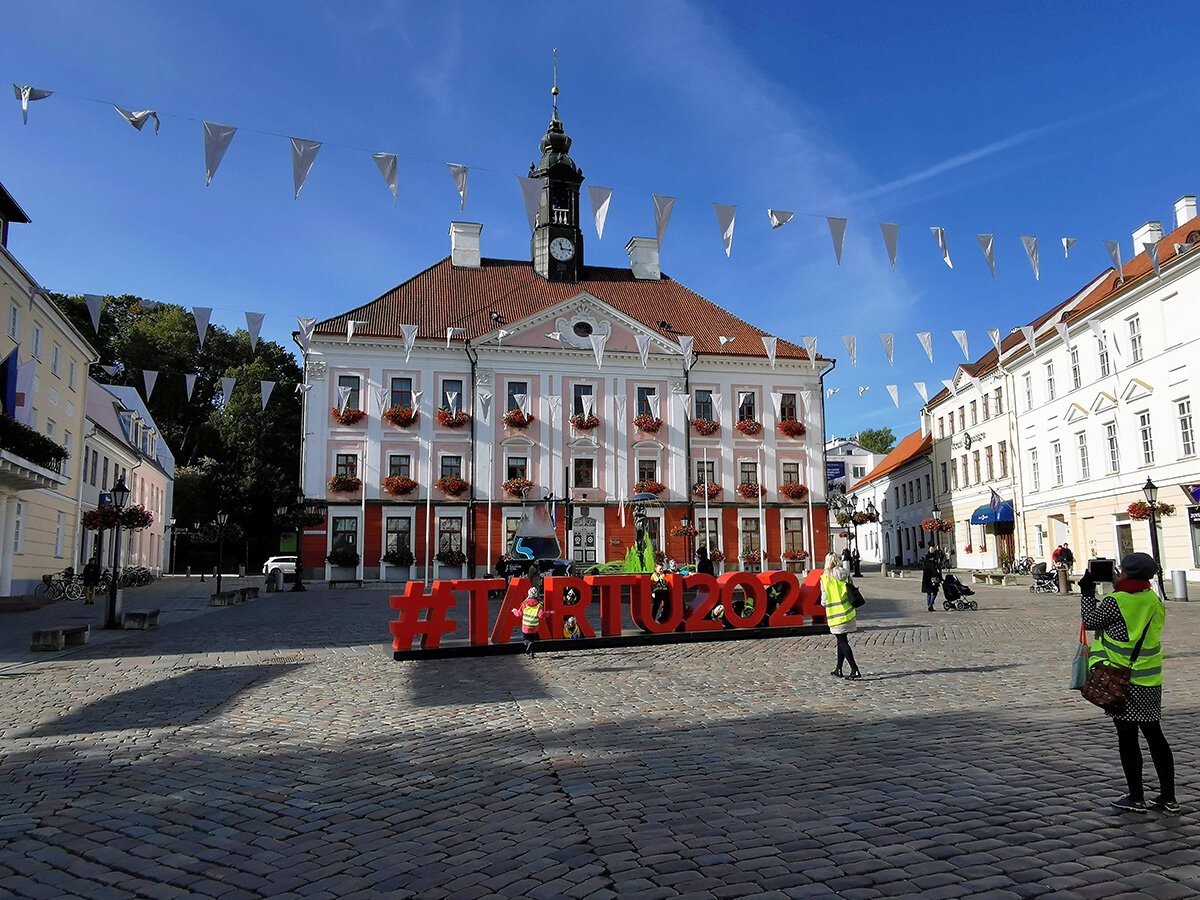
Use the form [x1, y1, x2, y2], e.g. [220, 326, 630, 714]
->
[1081, 552, 1178, 814]
[820, 552, 862, 679]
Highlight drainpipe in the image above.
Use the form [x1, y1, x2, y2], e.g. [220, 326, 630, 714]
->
[683, 354, 696, 559]
[465, 340, 479, 578]
[818, 356, 838, 558]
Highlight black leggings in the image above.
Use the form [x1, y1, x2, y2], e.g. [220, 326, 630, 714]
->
[835, 633, 858, 672]
[1114, 719, 1175, 802]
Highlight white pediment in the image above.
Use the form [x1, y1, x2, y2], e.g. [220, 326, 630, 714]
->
[1091, 391, 1118, 413]
[1121, 378, 1153, 404]
[569, 435, 599, 450]
[1064, 402, 1089, 424]
[476, 292, 680, 356]
[632, 439, 664, 452]
[501, 435, 535, 449]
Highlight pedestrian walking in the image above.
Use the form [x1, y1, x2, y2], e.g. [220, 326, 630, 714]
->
[820, 552, 861, 680]
[696, 546, 715, 577]
[82, 556, 101, 605]
[921, 547, 940, 612]
[512, 587, 545, 657]
[1059, 542, 1075, 572]
[1080, 553, 1178, 813]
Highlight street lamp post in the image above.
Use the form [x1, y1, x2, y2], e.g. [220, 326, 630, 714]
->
[680, 515, 692, 568]
[1143, 478, 1168, 599]
[215, 510, 229, 595]
[864, 499, 878, 573]
[105, 476, 130, 629]
[168, 517, 178, 575]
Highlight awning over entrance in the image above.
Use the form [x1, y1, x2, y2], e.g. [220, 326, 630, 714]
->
[971, 500, 1014, 524]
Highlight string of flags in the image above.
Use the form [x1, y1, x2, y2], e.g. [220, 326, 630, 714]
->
[9, 81, 1157, 273]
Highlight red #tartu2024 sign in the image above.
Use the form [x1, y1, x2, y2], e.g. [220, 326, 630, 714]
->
[389, 570, 827, 651]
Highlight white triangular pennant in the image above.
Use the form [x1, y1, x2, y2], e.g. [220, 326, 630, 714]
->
[203, 122, 237, 186]
[589, 333, 609, 370]
[931, 226, 953, 268]
[138, 299, 159, 310]
[1176, 243, 1191, 256]
[738, 390, 753, 409]
[677, 393, 692, 416]
[879, 333, 894, 365]
[977, 234, 996, 279]
[1062, 237, 1078, 258]
[842, 335, 857, 367]
[1020, 325, 1036, 355]
[1020, 235, 1040, 280]
[185, 373, 198, 400]
[952, 330, 969, 360]
[941, 379, 957, 397]
[886, 385, 899, 407]
[714, 392, 725, 423]
[802, 336, 817, 363]
[496, 328, 511, 344]
[827, 388, 840, 398]
[1144, 242, 1162, 278]
[101, 364, 119, 377]
[143, 370, 157, 399]
[914, 382, 928, 403]
[587, 185, 612, 240]
[581, 394, 596, 419]
[114, 105, 159, 133]
[762, 335, 778, 369]
[828, 217, 847, 264]
[1055, 322, 1070, 348]
[880, 223, 899, 270]
[260, 381, 275, 410]
[478, 392, 493, 426]
[987, 328, 1002, 358]
[768, 209, 794, 229]
[290, 138, 322, 199]
[647, 393, 660, 418]
[84, 294, 103, 332]
[714, 203, 737, 257]
[718, 335, 734, 351]
[447, 391, 460, 414]
[678, 335, 695, 367]
[548, 395, 561, 423]
[447, 164, 469, 210]
[1104, 240, 1123, 281]
[1089, 320, 1105, 344]
[858, 386, 869, 398]
[635, 334, 651, 368]
[221, 377, 236, 405]
[245, 312, 264, 351]
[337, 385, 351, 413]
[412, 390, 423, 411]
[399, 323, 418, 362]
[295, 383, 313, 397]
[296, 317, 317, 355]
[372, 152, 399, 205]
[546, 331, 566, 349]
[800, 389, 814, 416]
[518, 176, 542, 232]
[770, 391, 785, 420]
[653, 195, 675, 247]
[917, 332, 933, 363]
[14, 85, 52, 125]
[192, 307, 212, 349]
[445, 326, 465, 348]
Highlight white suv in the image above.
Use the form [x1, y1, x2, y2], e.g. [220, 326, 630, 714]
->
[262, 556, 298, 578]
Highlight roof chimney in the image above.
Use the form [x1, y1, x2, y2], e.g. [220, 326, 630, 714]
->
[625, 237, 661, 280]
[449, 222, 482, 268]
[1131, 220, 1163, 256]
[1175, 195, 1197, 230]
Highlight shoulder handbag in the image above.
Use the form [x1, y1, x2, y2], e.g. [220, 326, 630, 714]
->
[1080, 619, 1152, 714]
[845, 581, 866, 608]
[1070, 621, 1090, 691]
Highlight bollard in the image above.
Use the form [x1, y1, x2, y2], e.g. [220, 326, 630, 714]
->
[1172, 570, 1189, 601]
[186, 566, 191, 580]
[1058, 568, 1071, 594]
[274, 568, 284, 592]
[880, 563, 889, 578]
[239, 564, 246, 577]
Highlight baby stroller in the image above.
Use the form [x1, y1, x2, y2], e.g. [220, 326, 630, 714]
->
[1029, 562, 1059, 594]
[942, 573, 978, 611]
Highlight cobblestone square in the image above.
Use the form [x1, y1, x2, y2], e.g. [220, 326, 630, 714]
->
[1, 574, 1198, 898]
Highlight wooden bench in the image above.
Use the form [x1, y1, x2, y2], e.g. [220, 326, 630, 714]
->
[328, 579, 364, 589]
[122, 609, 160, 630]
[971, 572, 1017, 586]
[30, 625, 90, 652]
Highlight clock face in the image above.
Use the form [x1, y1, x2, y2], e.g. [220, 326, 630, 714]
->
[549, 237, 576, 261]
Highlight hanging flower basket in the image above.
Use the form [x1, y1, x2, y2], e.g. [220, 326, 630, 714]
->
[737, 481, 765, 499]
[1127, 500, 1177, 520]
[779, 483, 809, 501]
[708, 549, 726, 564]
[835, 512, 852, 526]
[693, 481, 722, 500]
[327, 474, 362, 493]
[569, 413, 600, 430]
[922, 518, 955, 533]
[435, 475, 469, 496]
[83, 506, 120, 530]
[435, 408, 470, 428]
[670, 524, 698, 537]
[633, 479, 666, 495]
[120, 505, 154, 531]
[382, 406, 418, 427]
[502, 477, 534, 497]
[383, 475, 418, 496]
[330, 407, 367, 426]
[852, 511, 878, 525]
[781, 550, 809, 562]
[632, 413, 663, 433]
[502, 408, 535, 429]
[735, 419, 763, 436]
[741, 550, 762, 564]
[435, 548, 467, 567]
[778, 420, 807, 438]
[964, 545, 974, 554]
[383, 547, 414, 567]
[692, 418, 720, 436]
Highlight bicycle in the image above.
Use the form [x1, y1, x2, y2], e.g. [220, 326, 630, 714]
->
[33, 568, 84, 601]
[1000, 556, 1035, 576]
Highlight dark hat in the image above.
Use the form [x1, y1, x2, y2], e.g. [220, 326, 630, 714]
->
[1120, 552, 1159, 580]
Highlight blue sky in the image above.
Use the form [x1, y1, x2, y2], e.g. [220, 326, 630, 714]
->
[2, 0, 1197, 440]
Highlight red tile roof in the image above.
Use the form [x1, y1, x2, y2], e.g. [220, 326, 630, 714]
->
[848, 429, 932, 491]
[313, 257, 815, 360]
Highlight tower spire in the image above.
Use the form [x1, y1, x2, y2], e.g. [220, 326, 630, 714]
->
[551, 47, 559, 116]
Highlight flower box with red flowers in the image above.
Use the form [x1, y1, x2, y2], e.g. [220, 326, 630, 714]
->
[436, 548, 467, 567]
[83, 506, 121, 530]
[691, 418, 720, 436]
[569, 413, 600, 430]
[1127, 500, 1176, 520]
[670, 524, 697, 537]
[327, 474, 363, 493]
[964, 545, 974, 554]
[735, 419, 763, 436]
[502, 477, 534, 497]
[781, 550, 809, 562]
[852, 511, 878, 525]
[633, 479, 666, 495]
[978, 544, 987, 552]
[435, 408, 470, 428]
[736, 481, 765, 499]
[120, 505, 154, 531]
[741, 550, 762, 564]
[502, 408, 535, 429]
[779, 482, 809, 501]
[330, 407, 367, 426]
[692, 481, 722, 500]
[778, 419, 807, 438]
[382, 406, 418, 427]
[921, 518, 954, 533]
[632, 413, 663, 433]
[708, 549, 726, 563]
[435, 475, 469, 496]
[383, 475, 418, 496]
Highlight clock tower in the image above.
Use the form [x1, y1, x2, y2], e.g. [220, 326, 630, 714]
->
[530, 104, 584, 282]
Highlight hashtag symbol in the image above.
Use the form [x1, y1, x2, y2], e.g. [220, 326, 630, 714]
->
[389, 581, 457, 650]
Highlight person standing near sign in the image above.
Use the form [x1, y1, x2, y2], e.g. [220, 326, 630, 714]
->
[1080, 553, 1178, 813]
[821, 552, 861, 680]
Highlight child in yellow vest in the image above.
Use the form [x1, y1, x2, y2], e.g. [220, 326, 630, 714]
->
[564, 616, 583, 640]
[512, 588, 545, 656]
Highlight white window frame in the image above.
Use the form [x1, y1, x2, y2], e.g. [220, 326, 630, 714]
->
[573, 454, 596, 488]
[1051, 440, 1063, 486]
[6, 305, 17, 339]
[1045, 361, 1056, 402]
[1105, 422, 1120, 474]
[13, 502, 24, 554]
[1029, 448, 1040, 492]
[31, 323, 43, 359]
[1070, 346, 1082, 391]
[68, 359, 77, 390]
[1178, 398, 1195, 458]
[54, 512, 66, 558]
[1024, 373, 1034, 410]
[1128, 315, 1143, 363]
[51, 343, 61, 376]
[1138, 410, 1154, 466]
[1077, 431, 1090, 480]
[1098, 338, 1111, 377]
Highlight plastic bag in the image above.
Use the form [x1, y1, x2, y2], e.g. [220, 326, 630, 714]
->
[1071, 621, 1090, 691]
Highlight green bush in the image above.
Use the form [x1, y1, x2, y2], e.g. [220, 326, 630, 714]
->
[326, 546, 361, 568]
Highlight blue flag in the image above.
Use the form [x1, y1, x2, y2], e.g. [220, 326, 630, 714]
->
[990, 489, 1002, 512]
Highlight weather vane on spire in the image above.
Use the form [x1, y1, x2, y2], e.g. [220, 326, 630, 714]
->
[551, 47, 559, 113]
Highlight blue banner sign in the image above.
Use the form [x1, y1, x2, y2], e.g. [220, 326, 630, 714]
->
[826, 461, 846, 482]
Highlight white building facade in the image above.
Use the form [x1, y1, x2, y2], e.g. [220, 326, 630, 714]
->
[846, 430, 934, 566]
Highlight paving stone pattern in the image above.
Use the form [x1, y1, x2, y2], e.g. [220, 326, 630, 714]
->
[0, 575, 1198, 898]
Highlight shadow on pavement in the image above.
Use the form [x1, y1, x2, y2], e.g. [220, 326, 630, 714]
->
[857, 663, 1022, 681]
[407, 654, 551, 706]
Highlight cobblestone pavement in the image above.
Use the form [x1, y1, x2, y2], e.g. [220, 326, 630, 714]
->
[1, 575, 1198, 899]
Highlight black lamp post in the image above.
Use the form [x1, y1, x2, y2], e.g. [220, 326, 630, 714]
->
[931, 505, 942, 555]
[215, 510, 229, 595]
[1143, 478, 1168, 599]
[105, 475, 130, 629]
[680, 515, 693, 568]
[864, 499, 878, 572]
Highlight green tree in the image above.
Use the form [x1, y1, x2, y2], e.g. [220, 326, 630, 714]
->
[856, 427, 896, 454]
